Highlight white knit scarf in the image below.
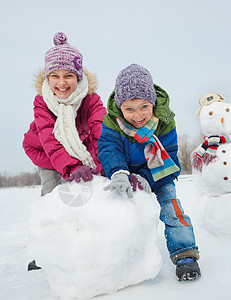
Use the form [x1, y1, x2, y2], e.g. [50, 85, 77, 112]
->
[42, 74, 96, 168]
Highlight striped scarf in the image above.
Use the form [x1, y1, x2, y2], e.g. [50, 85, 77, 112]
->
[192, 135, 231, 172]
[116, 115, 180, 181]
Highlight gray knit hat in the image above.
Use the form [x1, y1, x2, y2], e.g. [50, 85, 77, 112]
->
[114, 64, 157, 108]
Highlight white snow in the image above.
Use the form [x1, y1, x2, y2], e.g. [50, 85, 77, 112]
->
[1, 175, 231, 300]
[27, 176, 162, 299]
[193, 143, 231, 196]
[198, 194, 231, 238]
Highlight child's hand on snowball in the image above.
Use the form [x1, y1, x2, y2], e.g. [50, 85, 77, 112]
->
[129, 174, 152, 193]
[67, 166, 99, 183]
[103, 173, 133, 198]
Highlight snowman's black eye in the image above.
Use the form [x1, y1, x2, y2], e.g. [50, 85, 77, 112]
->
[209, 111, 213, 116]
[226, 108, 230, 112]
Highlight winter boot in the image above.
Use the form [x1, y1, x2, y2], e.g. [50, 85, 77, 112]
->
[176, 258, 201, 281]
[28, 260, 41, 271]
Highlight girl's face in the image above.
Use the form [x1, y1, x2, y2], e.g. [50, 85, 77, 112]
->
[48, 69, 78, 99]
[120, 98, 153, 128]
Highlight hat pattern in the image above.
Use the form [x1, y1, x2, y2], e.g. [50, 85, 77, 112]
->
[45, 32, 83, 80]
[115, 64, 157, 108]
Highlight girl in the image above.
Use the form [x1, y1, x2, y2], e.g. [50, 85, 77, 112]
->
[23, 32, 106, 196]
[23, 32, 106, 271]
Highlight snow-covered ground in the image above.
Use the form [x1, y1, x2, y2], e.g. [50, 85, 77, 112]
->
[0, 175, 230, 300]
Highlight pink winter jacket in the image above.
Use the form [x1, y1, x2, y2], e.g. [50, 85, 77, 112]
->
[23, 70, 107, 179]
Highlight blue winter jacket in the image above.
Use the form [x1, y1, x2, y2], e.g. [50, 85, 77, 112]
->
[98, 85, 181, 191]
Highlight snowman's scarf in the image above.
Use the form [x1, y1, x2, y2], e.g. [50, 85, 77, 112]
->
[116, 115, 180, 181]
[192, 135, 231, 172]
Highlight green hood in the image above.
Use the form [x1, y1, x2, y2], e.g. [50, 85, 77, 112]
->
[103, 84, 176, 138]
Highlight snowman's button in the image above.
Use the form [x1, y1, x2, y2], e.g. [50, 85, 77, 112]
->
[222, 150, 226, 153]
[223, 161, 227, 165]
[224, 177, 228, 180]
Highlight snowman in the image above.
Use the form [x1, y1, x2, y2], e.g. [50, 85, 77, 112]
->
[192, 92, 231, 237]
[192, 91, 231, 195]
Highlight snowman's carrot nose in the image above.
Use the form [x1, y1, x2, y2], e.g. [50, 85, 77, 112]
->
[221, 117, 224, 123]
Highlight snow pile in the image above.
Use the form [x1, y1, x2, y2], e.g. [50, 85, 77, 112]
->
[192, 100, 231, 237]
[198, 194, 231, 238]
[195, 143, 231, 196]
[27, 176, 162, 300]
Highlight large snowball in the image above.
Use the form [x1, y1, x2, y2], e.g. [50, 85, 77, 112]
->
[194, 144, 231, 196]
[28, 176, 162, 299]
[198, 194, 231, 238]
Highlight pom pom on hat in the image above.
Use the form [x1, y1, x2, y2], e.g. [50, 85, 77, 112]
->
[45, 32, 83, 80]
[114, 64, 157, 108]
[53, 32, 68, 45]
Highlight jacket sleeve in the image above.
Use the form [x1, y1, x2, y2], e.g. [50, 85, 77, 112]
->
[22, 121, 54, 169]
[98, 124, 129, 179]
[34, 96, 82, 179]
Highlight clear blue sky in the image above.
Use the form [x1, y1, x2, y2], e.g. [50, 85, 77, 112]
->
[1, 0, 231, 174]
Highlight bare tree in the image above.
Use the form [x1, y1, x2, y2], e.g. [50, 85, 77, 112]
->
[178, 134, 194, 174]
[178, 133, 204, 174]
[0, 171, 41, 188]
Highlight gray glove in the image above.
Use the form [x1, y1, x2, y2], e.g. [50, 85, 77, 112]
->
[129, 174, 152, 193]
[103, 173, 133, 198]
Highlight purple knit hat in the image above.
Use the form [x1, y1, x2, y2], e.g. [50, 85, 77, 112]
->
[115, 64, 157, 108]
[45, 32, 83, 80]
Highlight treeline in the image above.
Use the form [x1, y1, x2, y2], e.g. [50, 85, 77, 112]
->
[0, 134, 202, 188]
[178, 133, 202, 174]
[0, 171, 41, 188]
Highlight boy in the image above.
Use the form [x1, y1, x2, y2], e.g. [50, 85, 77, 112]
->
[98, 64, 201, 281]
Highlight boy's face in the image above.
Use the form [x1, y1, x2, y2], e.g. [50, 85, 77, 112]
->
[120, 98, 153, 128]
[48, 69, 78, 99]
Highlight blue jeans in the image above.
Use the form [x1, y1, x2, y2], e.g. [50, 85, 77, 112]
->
[153, 181, 198, 260]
